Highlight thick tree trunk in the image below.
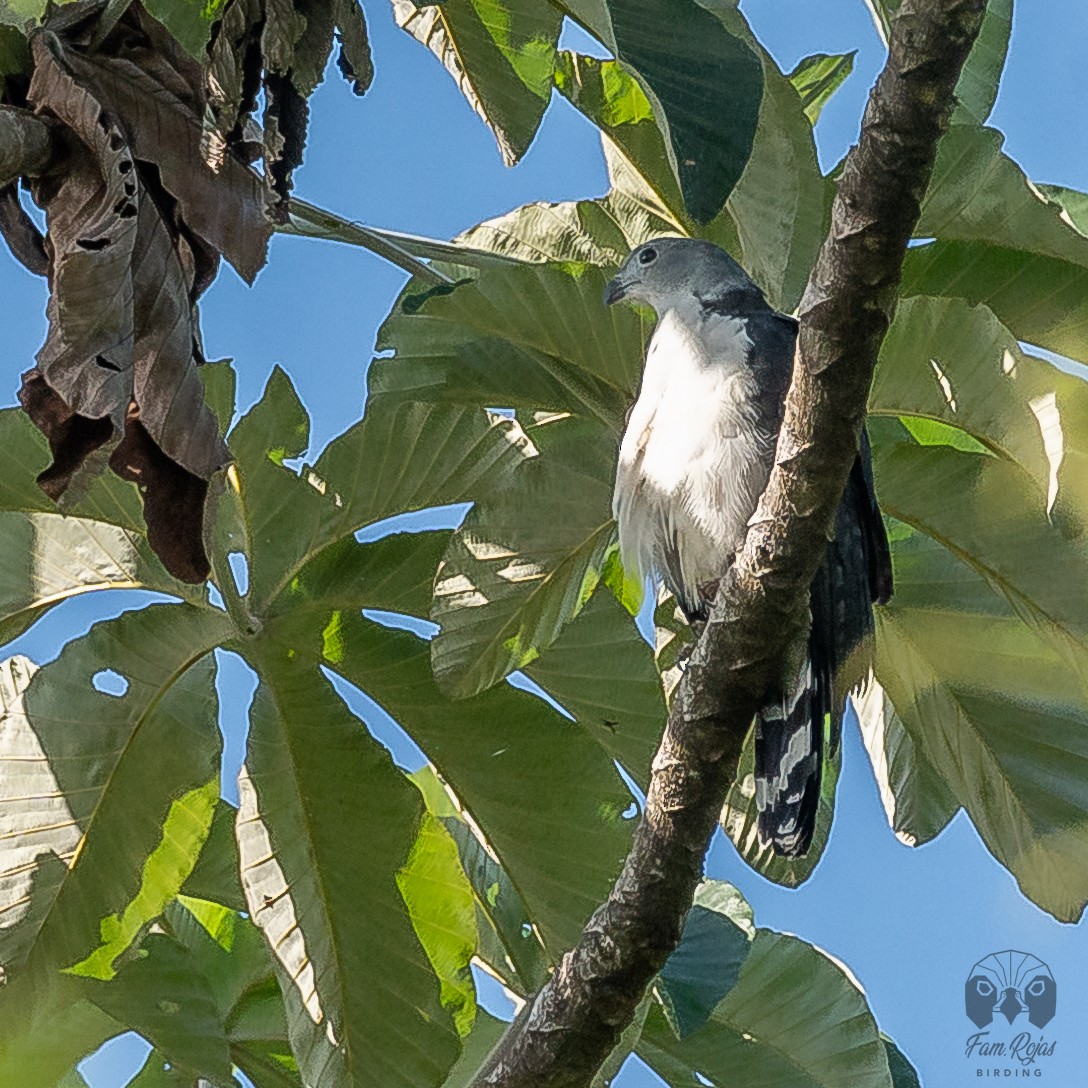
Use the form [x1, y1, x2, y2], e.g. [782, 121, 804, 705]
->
[469, 2, 988, 1086]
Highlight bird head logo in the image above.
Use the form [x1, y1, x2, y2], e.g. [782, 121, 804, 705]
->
[965, 951, 1056, 1030]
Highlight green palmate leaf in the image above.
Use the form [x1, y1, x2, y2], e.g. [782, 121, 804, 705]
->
[127, 1052, 191, 1088]
[441, 1009, 509, 1088]
[903, 240, 1088, 366]
[581, 0, 764, 224]
[641, 927, 898, 1088]
[860, 424, 1088, 921]
[0, 976, 120, 1088]
[0, 0, 54, 27]
[80, 934, 232, 1082]
[0, 605, 227, 977]
[655, 880, 753, 1039]
[144, 0, 228, 58]
[0, 510, 191, 646]
[67, 782, 219, 981]
[549, 16, 824, 311]
[392, 0, 562, 166]
[222, 363, 530, 617]
[276, 609, 635, 955]
[0, 409, 194, 643]
[235, 660, 461, 1088]
[431, 416, 618, 696]
[179, 800, 246, 912]
[874, 425, 1088, 684]
[787, 52, 856, 125]
[721, 19, 825, 311]
[919, 126, 1088, 267]
[906, 125, 1088, 361]
[866, 601, 1088, 921]
[0, 914, 240, 1086]
[376, 260, 649, 408]
[411, 766, 549, 994]
[278, 529, 453, 627]
[524, 587, 664, 788]
[871, 296, 1088, 535]
[396, 813, 479, 1039]
[952, 0, 1012, 123]
[553, 51, 685, 228]
[462, 144, 682, 264]
[163, 895, 302, 1087]
[372, 254, 644, 703]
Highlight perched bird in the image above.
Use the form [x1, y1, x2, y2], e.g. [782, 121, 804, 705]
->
[605, 237, 892, 857]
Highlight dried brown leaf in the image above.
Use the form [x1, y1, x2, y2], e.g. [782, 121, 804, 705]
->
[262, 0, 307, 74]
[60, 37, 271, 281]
[334, 0, 372, 96]
[21, 13, 240, 582]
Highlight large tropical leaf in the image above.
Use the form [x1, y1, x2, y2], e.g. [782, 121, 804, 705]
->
[549, 13, 824, 310]
[431, 415, 618, 697]
[236, 660, 463, 1088]
[906, 124, 1088, 362]
[635, 882, 907, 1088]
[523, 587, 665, 787]
[951, 0, 1012, 123]
[641, 925, 900, 1088]
[278, 608, 636, 954]
[858, 429, 1088, 921]
[0, 409, 198, 644]
[561, 0, 764, 224]
[391, 0, 562, 166]
[0, 608, 226, 977]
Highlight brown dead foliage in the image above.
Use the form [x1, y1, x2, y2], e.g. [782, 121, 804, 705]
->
[1, 0, 374, 582]
[17, 2, 272, 582]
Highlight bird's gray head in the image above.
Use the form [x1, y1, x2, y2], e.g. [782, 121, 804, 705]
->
[604, 237, 756, 313]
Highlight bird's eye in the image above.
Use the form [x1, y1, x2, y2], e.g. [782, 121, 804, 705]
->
[638, 247, 657, 265]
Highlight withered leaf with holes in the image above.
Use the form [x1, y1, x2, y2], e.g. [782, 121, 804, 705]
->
[21, 10, 273, 582]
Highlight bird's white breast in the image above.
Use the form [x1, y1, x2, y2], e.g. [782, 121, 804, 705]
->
[613, 308, 774, 607]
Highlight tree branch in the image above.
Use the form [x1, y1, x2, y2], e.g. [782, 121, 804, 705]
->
[0, 105, 64, 276]
[469, 1, 987, 1085]
[0, 104, 62, 190]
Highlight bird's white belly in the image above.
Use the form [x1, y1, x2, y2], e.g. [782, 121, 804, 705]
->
[613, 313, 772, 607]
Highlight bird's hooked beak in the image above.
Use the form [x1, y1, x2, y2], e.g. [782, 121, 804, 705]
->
[603, 274, 633, 306]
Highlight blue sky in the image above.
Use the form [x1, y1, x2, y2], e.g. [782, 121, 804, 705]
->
[2, 1, 1087, 1086]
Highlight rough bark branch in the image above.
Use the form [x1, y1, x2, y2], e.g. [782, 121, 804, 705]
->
[0, 105, 63, 275]
[0, 104, 62, 189]
[469, 1, 987, 1085]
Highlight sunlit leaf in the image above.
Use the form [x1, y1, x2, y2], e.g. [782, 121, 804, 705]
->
[392, 0, 562, 166]
[641, 926, 898, 1088]
[0, 606, 226, 976]
[236, 660, 461, 1088]
[431, 416, 618, 696]
[787, 52, 856, 124]
[951, 0, 1012, 123]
